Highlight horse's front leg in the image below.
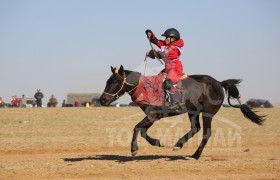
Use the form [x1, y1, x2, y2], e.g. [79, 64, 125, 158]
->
[131, 116, 163, 156]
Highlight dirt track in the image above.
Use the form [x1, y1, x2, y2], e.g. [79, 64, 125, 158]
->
[0, 107, 279, 179]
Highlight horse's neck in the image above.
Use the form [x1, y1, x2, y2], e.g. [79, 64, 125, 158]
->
[125, 70, 141, 85]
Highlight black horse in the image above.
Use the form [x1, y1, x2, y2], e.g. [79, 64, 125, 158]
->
[100, 65, 265, 160]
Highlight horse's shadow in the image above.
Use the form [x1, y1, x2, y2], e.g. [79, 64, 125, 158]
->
[64, 155, 186, 163]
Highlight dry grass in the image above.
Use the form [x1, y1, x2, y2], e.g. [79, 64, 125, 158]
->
[0, 107, 279, 179]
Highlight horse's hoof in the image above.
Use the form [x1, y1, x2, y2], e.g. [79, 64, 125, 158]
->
[186, 156, 197, 160]
[131, 151, 138, 157]
[173, 146, 181, 151]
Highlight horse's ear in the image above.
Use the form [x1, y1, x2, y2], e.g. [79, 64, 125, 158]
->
[111, 66, 115, 74]
[119, 65, 124, 75]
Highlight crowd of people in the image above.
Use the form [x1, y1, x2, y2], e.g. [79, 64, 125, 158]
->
[0, 95, 33, 108]
[0, 89, 98, 108]
[0, 89, 58, 108]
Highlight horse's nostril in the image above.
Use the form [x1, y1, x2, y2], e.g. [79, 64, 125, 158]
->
[100, 96, 108, 106]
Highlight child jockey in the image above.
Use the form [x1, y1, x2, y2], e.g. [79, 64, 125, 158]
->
[145, 28, 184, 110]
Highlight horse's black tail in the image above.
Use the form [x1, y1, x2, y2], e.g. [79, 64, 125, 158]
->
[220, 79, 266, 125]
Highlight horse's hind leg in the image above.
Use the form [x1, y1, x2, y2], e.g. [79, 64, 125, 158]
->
[131, 116, 163, 156]
[190, 113, 212, 160]
[173, 112, 201, 150]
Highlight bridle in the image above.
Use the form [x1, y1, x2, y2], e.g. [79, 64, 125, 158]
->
[102, 71, 138, 101]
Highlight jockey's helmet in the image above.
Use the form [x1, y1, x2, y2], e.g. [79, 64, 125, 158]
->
[161, 28, 180, 40]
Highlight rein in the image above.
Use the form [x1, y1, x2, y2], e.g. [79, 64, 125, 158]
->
[148, 37, 163, 65]
[102, 71, 138, 100]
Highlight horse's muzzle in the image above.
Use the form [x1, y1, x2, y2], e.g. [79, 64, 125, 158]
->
[99, 94, 112, 106]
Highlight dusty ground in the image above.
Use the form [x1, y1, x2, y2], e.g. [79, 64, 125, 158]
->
[0, 107, 279, 179]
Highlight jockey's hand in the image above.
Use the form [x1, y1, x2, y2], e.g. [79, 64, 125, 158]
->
[145, 29, 158, 44]
[147, 50, 155, 59]
[145, 29, 153, 39]
[147, 50, 165, 59]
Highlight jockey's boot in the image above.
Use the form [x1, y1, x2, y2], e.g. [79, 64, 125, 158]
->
[168, 92, 181, 110]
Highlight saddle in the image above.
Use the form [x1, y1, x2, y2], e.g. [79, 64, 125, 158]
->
[131, 73, 188, 106]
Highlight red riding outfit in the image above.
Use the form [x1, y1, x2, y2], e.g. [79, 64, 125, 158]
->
[156, 39, 184, 84]
[146, 28, 184, 110]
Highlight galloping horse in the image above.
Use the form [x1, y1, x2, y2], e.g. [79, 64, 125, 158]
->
[100, 65, 265, 160]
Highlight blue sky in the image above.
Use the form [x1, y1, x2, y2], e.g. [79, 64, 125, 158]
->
[1, 0, 280, 105]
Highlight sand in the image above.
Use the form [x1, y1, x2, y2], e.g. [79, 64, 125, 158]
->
[0, 107, 279, 179]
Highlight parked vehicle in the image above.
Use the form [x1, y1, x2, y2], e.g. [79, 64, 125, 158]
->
[245, 99, 273, 108]
[18, 98, 36, 108]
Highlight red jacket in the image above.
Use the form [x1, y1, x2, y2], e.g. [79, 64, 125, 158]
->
[156, 39, 184, 61]
[154, 38, 184, 84]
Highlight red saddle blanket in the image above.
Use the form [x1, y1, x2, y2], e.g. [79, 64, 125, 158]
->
[132, 74, 164, 106]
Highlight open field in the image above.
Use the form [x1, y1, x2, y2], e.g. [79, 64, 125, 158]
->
[0, 107, 279, 179]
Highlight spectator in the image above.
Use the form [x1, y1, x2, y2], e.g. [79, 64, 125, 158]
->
[32, 99, 36, 107]
[75, 100, 82, 107]
[19, 94, 27, 108]
[48, 94, 58, 107]
[0, 97, 5, 108]
[91, 100, 97, 107]
[62, 99, 66, 107]
[85, 100, 90, 107]
[34, 89, 44, 107]
[12, 96, 19, 108]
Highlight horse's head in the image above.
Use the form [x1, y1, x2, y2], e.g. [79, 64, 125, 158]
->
[100, 65, 127, 106]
